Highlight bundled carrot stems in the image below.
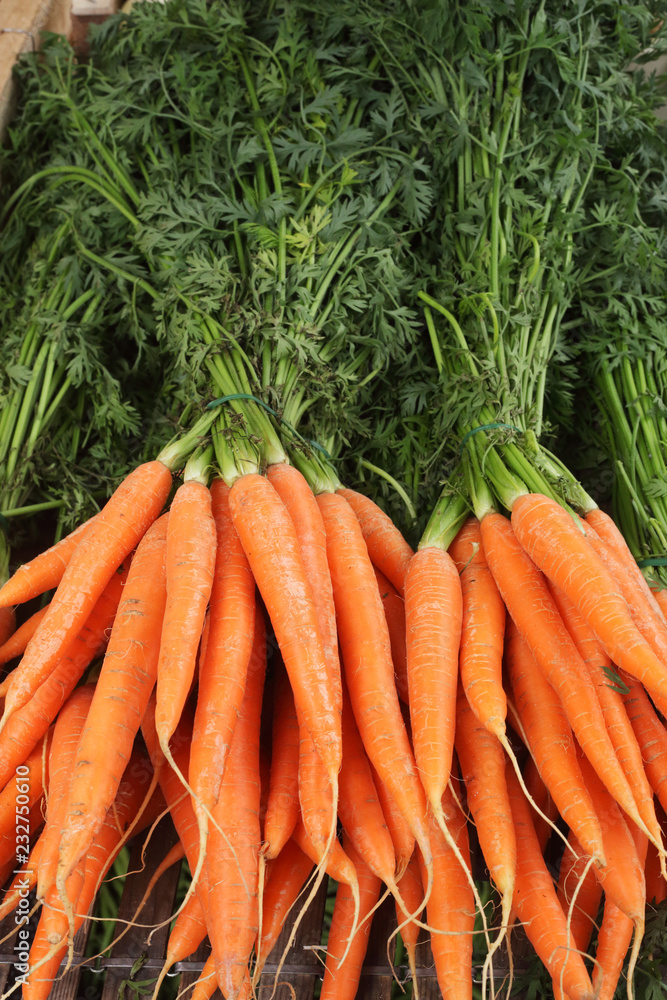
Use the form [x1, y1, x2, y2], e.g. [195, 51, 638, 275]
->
[1, 1, 667, 999]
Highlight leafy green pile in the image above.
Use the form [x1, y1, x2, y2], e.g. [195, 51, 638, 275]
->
[2, 0, 439, 521]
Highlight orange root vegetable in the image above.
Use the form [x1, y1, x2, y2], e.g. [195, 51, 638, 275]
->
[229, 473, 341, 784]
[0, 514, 97, 609]
[3, 461, 171, 723]
[449, 517, 507, 738]
[374, 566, 409, 704]
[505, 762, 596, 1000]
[506, 621, 605, 866]
[320, 835, 383, 1000]
[336, 487, 413, 595]
[0, 568, 126, 791]
[56, 515, 169, 892]
[483, 509, 646, 837]
[190, 479, 255, 819]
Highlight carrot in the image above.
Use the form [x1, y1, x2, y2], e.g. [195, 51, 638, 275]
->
[482, 510, 648, 838]
[254, 837, 314, 979]
[577, 751, 646, 993]
[449, 517, 507, 738]
[0, 833, 44, 921]
[585, 507, 665, 619]
[191, 955, 219, 1000]
[0, 797, 43, 880]
[455, 684, 516, 948]
[0, 567, 125, 791]
[505, 620, 605, 865]
[165, 889, 209, 971]
[36, 684, 96, 901]
[190, 478, 255, 823]
[262, 664, 300, 861]
[0, 514, 97, 609]
[404, 544, 462, 829]
[142, 703, 210, 910]
[621, 673, 667, 814]
[653, 588, 667, 619]
[267, 463, 342, 719]
[0, 605, 48, 668]
[291, 818, 362, 890]
[320, 834, 383, 1000]
[2, 460, 172, 725]
[522, 756, 557, 854]
[317, 491, 432, 878]
[207, 606, 266, 1000]
[555, 830, 602, 969]
[155, 477, 216, 753]
[24, 750, 154, 1000]
[549, 581, 663, 855]
[370, 762, 415, 879]
[511, 493, 667, 708]
[394, 853, 423, 996]
[229, 473, 341, 785]
[505, 761, 595, 1000]
[55, 515, 169, 893]
[416, 781, 475, 1000]
[0, 731, 50, 847]
[336, 487, 414, 595]
[374, 567, 409, 705]
[338, 688, 398, 891]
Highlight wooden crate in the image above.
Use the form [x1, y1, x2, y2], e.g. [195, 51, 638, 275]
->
[0, 817, 512, 1000]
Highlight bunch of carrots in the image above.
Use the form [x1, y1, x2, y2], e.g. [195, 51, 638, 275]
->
[0, 405, 665, 1000]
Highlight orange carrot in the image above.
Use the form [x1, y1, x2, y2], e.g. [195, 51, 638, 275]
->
[404, 544, 462, 830]
[262, 665, 300, 861]
[505, 620, 605, 865]
[3, 460, 171, 723]
[505, 761, 595, 1000]
[0, 568, 125, 791]
[317, 491, 432, 875]
[338, 688, 398, 890]
[585, 507, 665, 619]
[291, 819, 362, 890]
[550, 581, 662, 851]
[155, 478, 216, 752]
[55, 514, 169, 891]
[254, 838, 314, 977]
[207, 607, 266, 1000]
[621, 674, 667, 814]
[24, 750, 154, 1000]
[267, 463, 342, 719]
[511, 493, 667, 708]
[394, 852, 423, 993]
[449, 517, 507, 738]
[37, 684, 96, 901]
[455, 685, 516, 938]
[336, 487, 414, 595]
[555, 830, 602, 967]
[416, 781, 475, 1000]
[0, 514, 97, 609]
[370, 762, 415, 879]
[0, 605, 47, 668]
[229, 474, 341, 785]
[190, 479, 255, 819]
[320, 834, 383, 1000]
[374, 567, 409, 705]
[482, 510, 647, 838]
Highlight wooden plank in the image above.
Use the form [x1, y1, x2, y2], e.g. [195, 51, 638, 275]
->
[100, 821, 180, 1000]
